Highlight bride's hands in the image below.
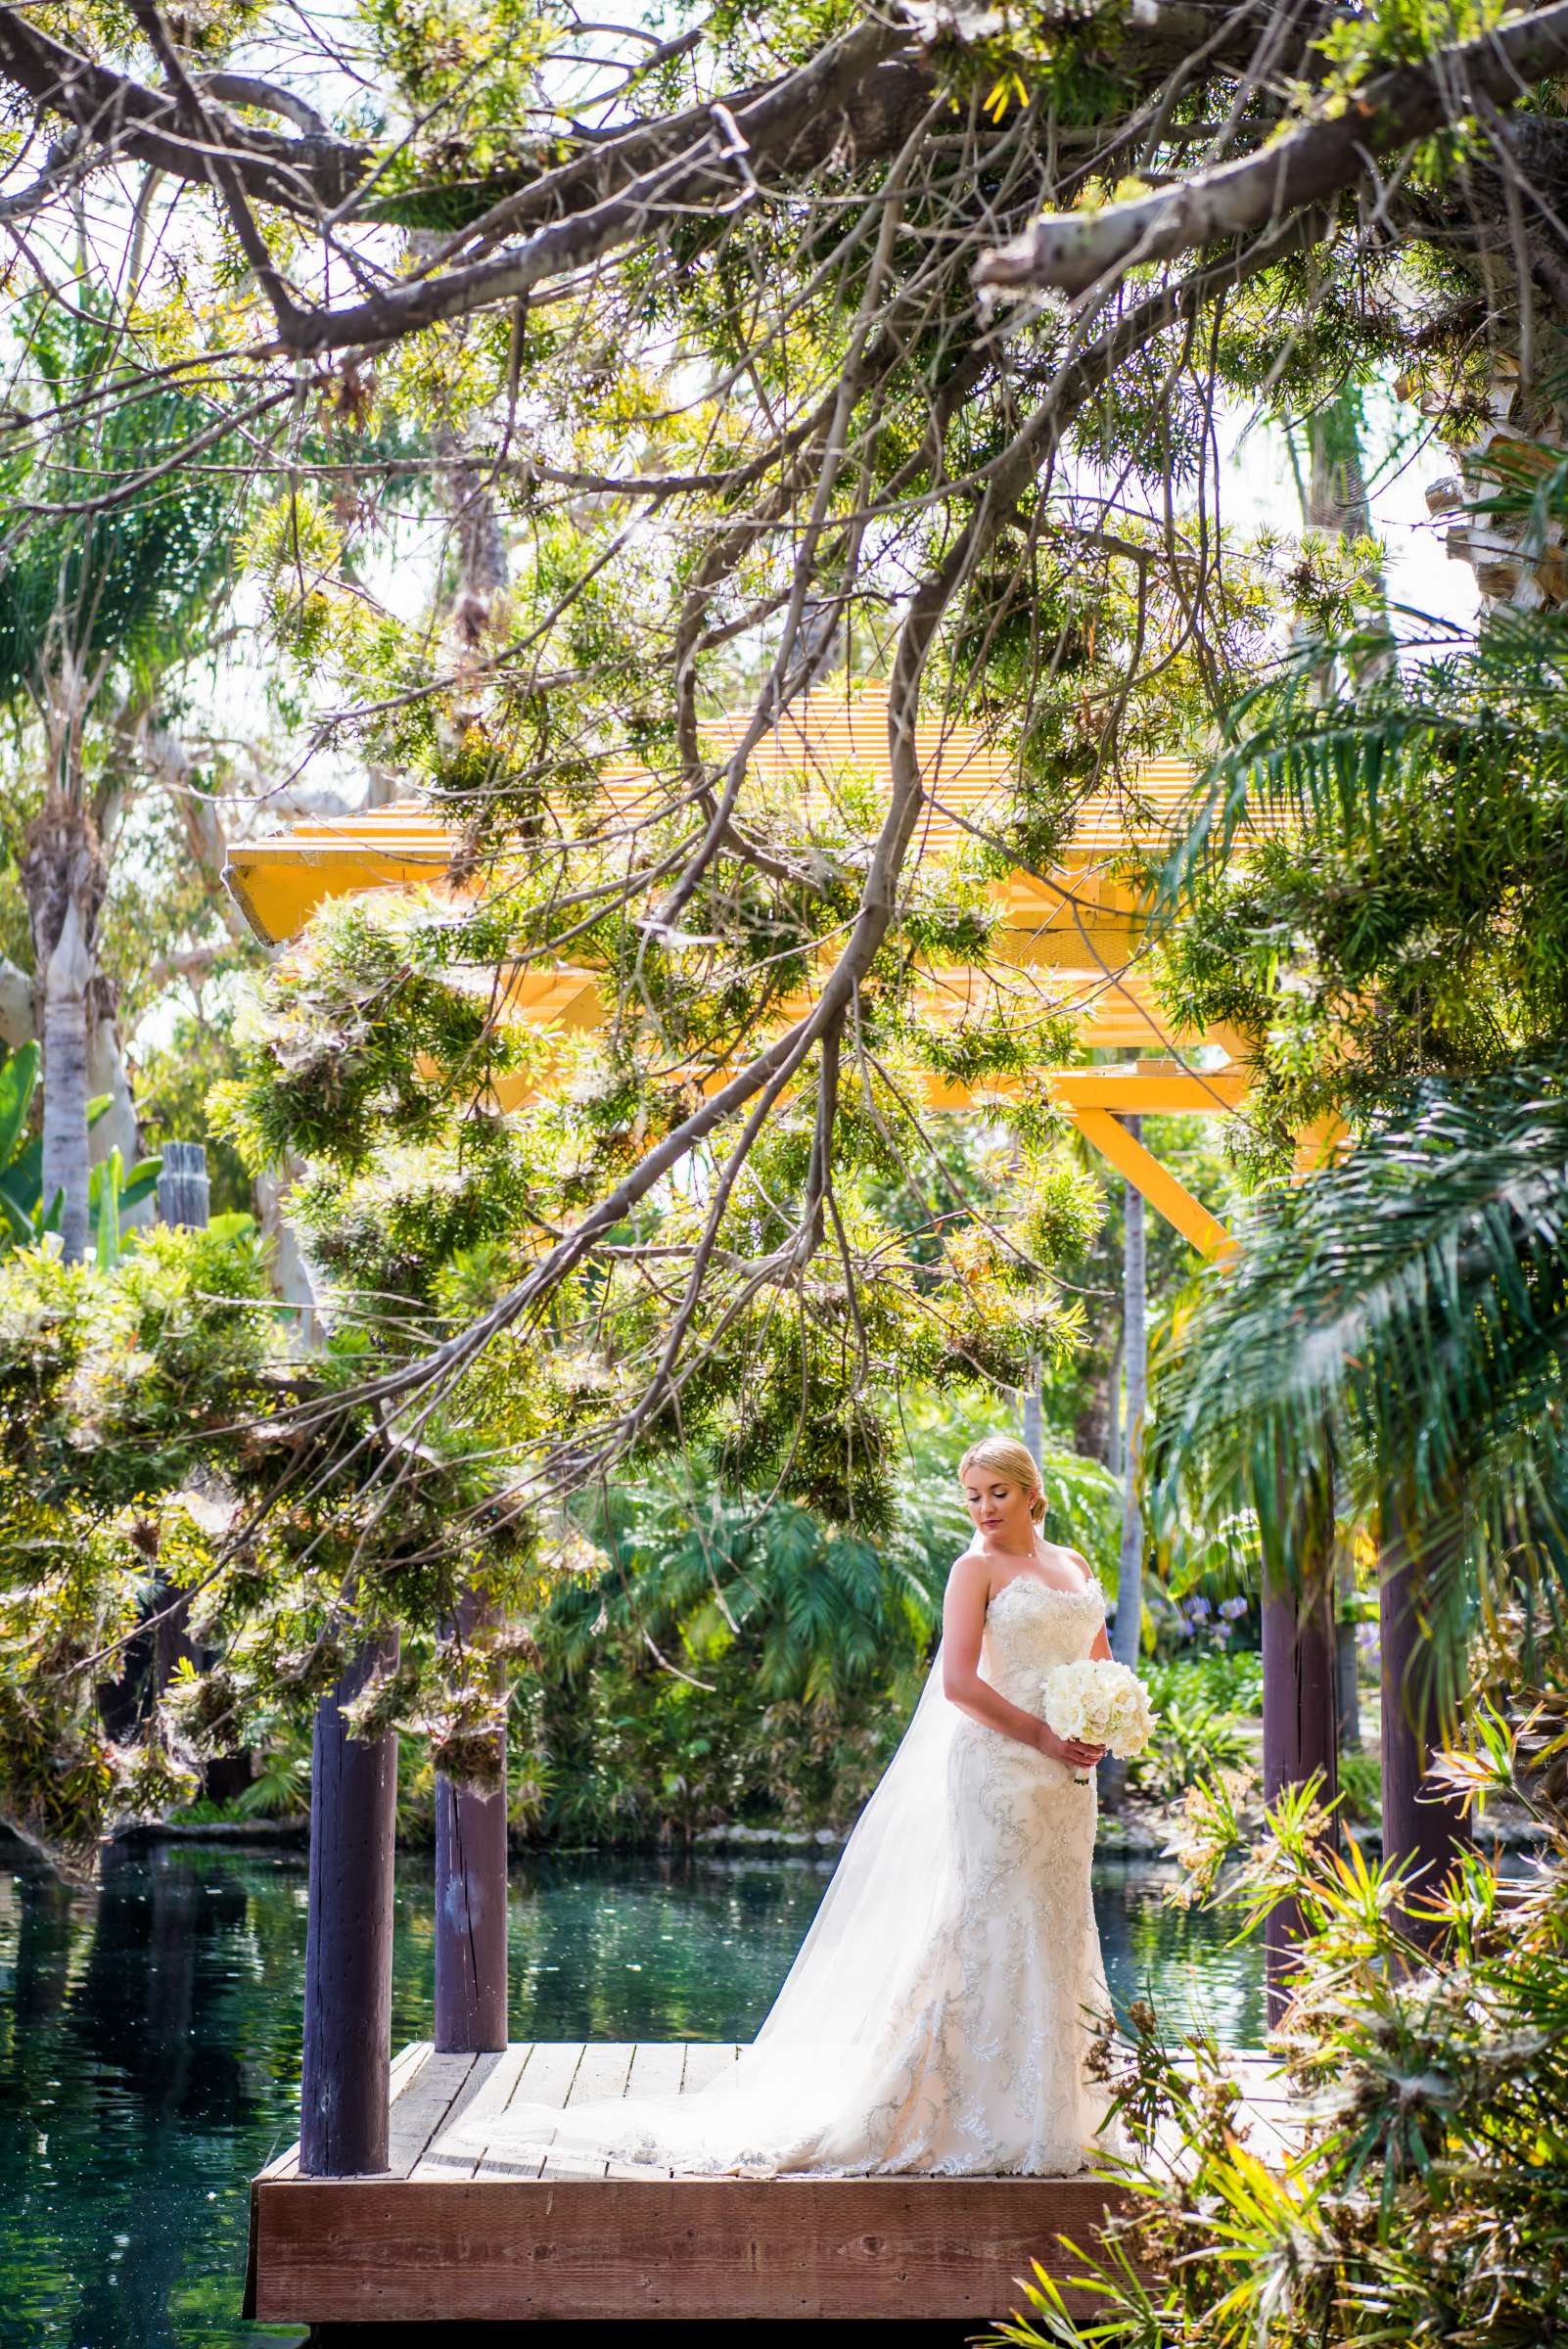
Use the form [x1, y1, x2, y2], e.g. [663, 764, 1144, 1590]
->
[1036, 1723, 1106, 1770]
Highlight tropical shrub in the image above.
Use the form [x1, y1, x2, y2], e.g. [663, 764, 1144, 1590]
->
[1130, 1695, 1253, 1807]
[1335, 1749, 1382, 1829]
[1144, 1653, 1265, 1718]
[989, 1713, 1568, 2349]
[519, 1478, 953, 1841]
[0, 1227, 538, 1874]
[0, 1044, 160, 1257]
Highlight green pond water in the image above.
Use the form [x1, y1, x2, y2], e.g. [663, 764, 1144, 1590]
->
[0, 1842, 1264, 2349]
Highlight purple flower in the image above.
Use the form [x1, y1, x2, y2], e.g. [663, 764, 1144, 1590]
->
[1219, 1596, 1248, 1622]
[1185, 1595, 1212, 1622]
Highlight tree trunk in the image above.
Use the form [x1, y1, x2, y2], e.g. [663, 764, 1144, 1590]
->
[22, 798, 106, 1265]
[1335, 1546, 1362, 1753]
[1101, 1131, 1146, 1812]
[1021, 1358, 1042, 1470]
[1306, 396, 1373, 537]
[88, 1007, 143, 1178]
[1106, 1320, 1124, 1481]
[1262, 1555, 1339, 2024]
[255, 1156, 323, 1347]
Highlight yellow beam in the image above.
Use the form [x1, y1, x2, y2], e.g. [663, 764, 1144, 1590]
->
[1048, 1064, 1251, 1117]
[1069, 1106, 1236, 1262]
[1292, 1110, 1349, 1177]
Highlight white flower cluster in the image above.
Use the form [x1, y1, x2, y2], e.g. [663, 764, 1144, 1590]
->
[1040, 1658, 1154, 1759]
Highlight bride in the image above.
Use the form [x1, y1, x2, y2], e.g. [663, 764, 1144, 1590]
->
[462, 1433, 1121, 2178]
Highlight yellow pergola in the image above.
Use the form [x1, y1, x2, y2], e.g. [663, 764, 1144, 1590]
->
[224, 690, 1264, 1260]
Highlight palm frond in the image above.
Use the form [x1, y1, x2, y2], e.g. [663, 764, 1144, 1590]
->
[1158, 458, 1568, 913]
[1150, 1059, 1568, 1640]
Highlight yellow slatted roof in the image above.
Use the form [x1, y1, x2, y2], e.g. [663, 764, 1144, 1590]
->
[222, 691, 1264, 1260]
[226, 690, 1215, 950]
[592, 693, 1199, 860]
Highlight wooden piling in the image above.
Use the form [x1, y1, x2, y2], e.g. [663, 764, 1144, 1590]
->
[300, 1636, 400, 2177]
[434, 1590, 509, 2054]
[1379, 1509, 1467, 1938]
[1262, 1537, 1338, 2025]
[157, 1138, 209, 1230]
[434, 1762, 509, 2053]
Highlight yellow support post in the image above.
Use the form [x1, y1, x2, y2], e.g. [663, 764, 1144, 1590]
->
[1069, 1107, 1236, 1263]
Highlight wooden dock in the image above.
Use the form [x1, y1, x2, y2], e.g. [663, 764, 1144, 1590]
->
[245, 2038, 1147, 2325]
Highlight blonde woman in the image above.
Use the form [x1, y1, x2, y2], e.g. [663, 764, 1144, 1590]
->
[466, 1433, 1119, 2180]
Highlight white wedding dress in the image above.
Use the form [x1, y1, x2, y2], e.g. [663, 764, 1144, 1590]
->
[462, 1572, 1118, 2177]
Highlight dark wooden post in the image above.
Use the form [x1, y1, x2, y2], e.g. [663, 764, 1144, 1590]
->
[300, 1636, 399, 2176]
[434, 1596, 509, 2052]
[434, 1763, 509, 2052]
[157, 1139, 209, 1230]
[1379, 1506, 1467, 1939]
[1262, 1518, 1339, 2026]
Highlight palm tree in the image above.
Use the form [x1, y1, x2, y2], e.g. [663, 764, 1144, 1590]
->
[0, 296, 240, 1258]
[1149, 451, 1568, 1685]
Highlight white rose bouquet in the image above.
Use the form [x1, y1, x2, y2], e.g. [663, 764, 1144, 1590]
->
[1040, 1658, 1154, 1781]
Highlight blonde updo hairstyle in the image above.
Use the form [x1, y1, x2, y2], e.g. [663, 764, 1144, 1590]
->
[959, 1435, 1046, 1526]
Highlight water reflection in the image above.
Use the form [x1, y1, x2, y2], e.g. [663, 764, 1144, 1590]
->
[0, 1840, 1263, 2348]
[1095, 1856, 1265, 2050]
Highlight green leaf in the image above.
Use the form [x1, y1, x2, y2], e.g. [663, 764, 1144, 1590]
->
[117, 1158, 162, 1211]
[94, 1148, 122, 1269]
[207, 1211, 257, 1241]
[7, 1133, 41, 1208]
[0, 1041, 39, 1173]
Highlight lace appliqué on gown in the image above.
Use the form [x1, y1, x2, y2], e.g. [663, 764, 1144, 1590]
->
[461, 1575, 1119, 2179]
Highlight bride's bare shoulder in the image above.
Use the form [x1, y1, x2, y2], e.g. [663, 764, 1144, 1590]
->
[945, 1547, 991, 1597]
[1040, 1539, 1097, 1590]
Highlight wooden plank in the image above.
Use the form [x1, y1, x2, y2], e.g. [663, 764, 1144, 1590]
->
[539, 2041, 637, 2181]
[412, 2043, 533, 2182]
[391, 2039, 436, 2096]
[680, 2043, 740, 2093]
[606, 2042, 687, 2180]
[255, 2039, 433, 2185]
[472, 2040, 583, 2179]
[251, 2173, 1134, 2325]
[387, 2052, 477, 2179]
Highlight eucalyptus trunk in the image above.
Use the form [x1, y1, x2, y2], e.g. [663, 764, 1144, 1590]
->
[1021, 1358, 1042, 1469]
[1102, 1129, 1146, 1811]
[1335, 1547, 1362, 1752]
[22, 798, 106, 1265]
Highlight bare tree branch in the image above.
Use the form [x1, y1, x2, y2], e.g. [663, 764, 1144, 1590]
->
[0, 4, 370, 214]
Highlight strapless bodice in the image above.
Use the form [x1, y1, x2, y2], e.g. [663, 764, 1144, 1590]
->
[982, 1574, 1105, 1710]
